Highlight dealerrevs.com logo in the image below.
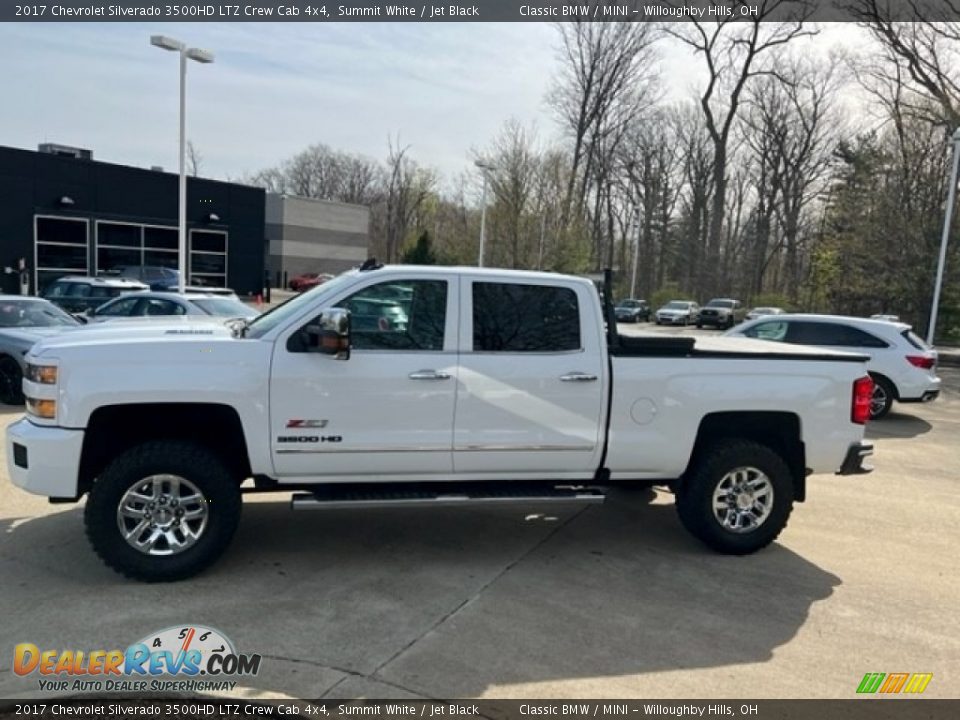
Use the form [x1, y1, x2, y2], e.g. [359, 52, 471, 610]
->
[14, 625, 262, 693]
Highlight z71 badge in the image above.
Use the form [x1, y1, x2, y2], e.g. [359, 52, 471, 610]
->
[286, 419, 329, 428]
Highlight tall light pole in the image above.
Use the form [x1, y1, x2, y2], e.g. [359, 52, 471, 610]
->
[630, 209, 641, 298]
[151, 35, 214, 294]
[929, 127, 960, 345]
[475, 160, 496, 267]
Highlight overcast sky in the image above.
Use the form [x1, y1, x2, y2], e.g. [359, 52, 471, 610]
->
[0, 22, 869, 186]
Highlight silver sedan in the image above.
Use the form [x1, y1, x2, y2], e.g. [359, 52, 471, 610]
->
[0, 296, 81, 404]
[85, 292, 259, 323]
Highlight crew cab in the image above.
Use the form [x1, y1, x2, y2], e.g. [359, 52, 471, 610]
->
[7, 265, 875, 582]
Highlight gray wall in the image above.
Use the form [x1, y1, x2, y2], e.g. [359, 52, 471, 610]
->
[265, 194, 370, 285]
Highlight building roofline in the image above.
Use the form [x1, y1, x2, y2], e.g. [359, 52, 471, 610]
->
[0, 143, 263, 192]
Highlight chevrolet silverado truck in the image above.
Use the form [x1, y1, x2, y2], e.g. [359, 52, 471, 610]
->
[7, 264, 875, 582]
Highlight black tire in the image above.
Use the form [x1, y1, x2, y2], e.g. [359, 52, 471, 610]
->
[696, 322, 703, 329]
[84, 440, 241, 582]
[869, 375, 896, 420]
[0, 356, 24, 405]
[675, 440, 794, 555]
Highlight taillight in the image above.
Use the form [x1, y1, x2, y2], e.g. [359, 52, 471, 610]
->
[852, 375, 874, 424]
[906, 355, 935, 370]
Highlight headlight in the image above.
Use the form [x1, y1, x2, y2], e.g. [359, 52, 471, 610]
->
[26, 397, 56, 419]
[26, 364, 57, 385]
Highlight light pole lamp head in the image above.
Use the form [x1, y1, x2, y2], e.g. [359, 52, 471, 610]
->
[186, 47, 215, 64]
[151, 35, 185, 52]
[474, 160, 496, 173]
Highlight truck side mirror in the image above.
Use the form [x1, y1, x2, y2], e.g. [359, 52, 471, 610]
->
[305, 308, 351, 360]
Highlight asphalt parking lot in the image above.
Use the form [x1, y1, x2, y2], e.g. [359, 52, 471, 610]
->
[0, 325, 957, 700]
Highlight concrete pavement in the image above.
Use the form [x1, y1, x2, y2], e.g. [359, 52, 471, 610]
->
[0, 370, 957, 700]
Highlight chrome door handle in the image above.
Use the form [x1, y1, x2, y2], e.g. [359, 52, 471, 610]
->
[409, 370, 451, 380]
[560, 372, 598, 382]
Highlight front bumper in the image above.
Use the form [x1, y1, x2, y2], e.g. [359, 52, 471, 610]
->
[657, 315, 688, 325]
[6, 417, 84, 499]
[837, 442, 874, 476]
[699, 314, 729, 326]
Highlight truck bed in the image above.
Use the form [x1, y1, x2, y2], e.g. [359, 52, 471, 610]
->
[612, 333, 868, 363]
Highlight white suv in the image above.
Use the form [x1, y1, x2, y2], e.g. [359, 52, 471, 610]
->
[727, 314, 941, 419]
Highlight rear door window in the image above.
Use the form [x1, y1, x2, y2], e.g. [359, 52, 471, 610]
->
[786, 322, 888, 348]
[472, 282, 580, 352]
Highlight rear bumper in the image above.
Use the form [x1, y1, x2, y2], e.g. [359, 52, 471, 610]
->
[837, 442, 874, 475]
[899, 389, 940, 404]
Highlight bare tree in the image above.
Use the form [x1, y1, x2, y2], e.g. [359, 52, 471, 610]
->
[383, 138, 435, 263]
[186, 141, 202, 177]
[666, 1, 815, 296]
[847, 0, 960, 126]
[548, 16, 661, 229]
[476, 119, 542, 268]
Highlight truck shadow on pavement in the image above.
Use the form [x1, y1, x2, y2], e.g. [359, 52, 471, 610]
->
[865, 411, 933, 440]
[0, 489, 840, 698]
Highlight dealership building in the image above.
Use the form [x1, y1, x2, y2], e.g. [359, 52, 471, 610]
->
[0, 144, 371, 297]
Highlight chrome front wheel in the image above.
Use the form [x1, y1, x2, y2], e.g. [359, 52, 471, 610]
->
[117, 475, 209, 556]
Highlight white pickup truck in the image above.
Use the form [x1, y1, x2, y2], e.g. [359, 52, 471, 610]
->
[7, 264, 875, 581]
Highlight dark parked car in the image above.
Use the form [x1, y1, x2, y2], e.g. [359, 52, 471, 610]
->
[107, 265, 181, 291]
[698, 298, 745, 329]
[614, 299, 651, 323]
[0, 297, 81, 404]
[41, 276, 149, 315]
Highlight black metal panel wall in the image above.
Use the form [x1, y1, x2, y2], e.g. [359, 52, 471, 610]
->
[0, 145, 265, 296]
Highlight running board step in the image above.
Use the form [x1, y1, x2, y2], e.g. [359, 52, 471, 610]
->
[290, 484, 606, 511]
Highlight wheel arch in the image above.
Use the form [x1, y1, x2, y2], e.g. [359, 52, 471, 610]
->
[867, 371, 899, 400]
[683, 411, 806, 501]
[78, 403, 252, 495]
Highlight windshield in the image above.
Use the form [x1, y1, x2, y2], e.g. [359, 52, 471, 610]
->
[707, 299, 734, 308]
[664, 301, 691, 310]
[191, 297, 259, 318]
[0, 299, 79, 328]
[617, 300, 641, 308]
[245, 272, 357, 339]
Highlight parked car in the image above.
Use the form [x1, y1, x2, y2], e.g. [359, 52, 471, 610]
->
[746, 306, 786, 321]
[614, 299, 651, 323]
[727, 314, 940, 419]
[85, 292, 259, 323]
[655, 300, 700, 326]
[698, 298, 745, 329]
[9, 264, 874, 581]
[0, 297, 80, 404]
[289, 272, 334, 292]
[106, 265, 181, 291]
[41, 276, 149, 315]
